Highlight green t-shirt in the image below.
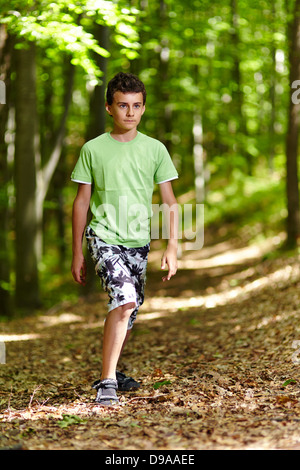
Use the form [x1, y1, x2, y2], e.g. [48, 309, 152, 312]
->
[71, 131, 178, 247]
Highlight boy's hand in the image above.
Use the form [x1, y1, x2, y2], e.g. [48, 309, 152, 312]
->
[71, 254, 87, 285]
[161, 244, 178, 281]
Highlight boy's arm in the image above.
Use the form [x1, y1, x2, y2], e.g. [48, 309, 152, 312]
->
[71, 183, 92, 285]
[159, 181, 178, 282]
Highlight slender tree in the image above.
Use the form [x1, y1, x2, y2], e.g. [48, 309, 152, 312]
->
[0, 25, 13, 315]
[14, 41, 40, 309]
[84, 24, 109, 295]
[285, 0, 300, 247]
[0, 1, 139, 312]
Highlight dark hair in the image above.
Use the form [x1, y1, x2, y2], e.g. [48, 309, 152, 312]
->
[106, 72, 146, 105]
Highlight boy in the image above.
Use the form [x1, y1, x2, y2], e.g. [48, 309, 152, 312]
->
[71, 72, 178, 406]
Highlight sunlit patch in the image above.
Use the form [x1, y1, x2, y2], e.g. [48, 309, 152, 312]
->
[144, 263, 300, 312]
[0, 314, 85, 341]
[37, 313, 84, 327]
[0, 401, 111, 423]
[136, 311, 170, 322]
[177, 235, 285, 269]
[247, 310, 300, 332]
[0, 333, 42, 342]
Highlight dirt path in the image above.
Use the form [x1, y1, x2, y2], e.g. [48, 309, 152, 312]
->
[1, 236, 300, 450]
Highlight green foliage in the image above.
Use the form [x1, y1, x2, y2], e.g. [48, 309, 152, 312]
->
[58, 414, 86, 428]
[282, 379, 297, 387]
[205, 170, 286, 230]
[153, 380, 172, 389]
[0, 0, 140, 79]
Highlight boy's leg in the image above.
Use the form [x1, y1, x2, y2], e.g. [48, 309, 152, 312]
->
[118, 329, 131, 361]
[101, 301, 135, 380]
[85, 227, 149, 399]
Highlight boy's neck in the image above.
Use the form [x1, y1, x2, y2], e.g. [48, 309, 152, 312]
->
[110, 127, 138, 142]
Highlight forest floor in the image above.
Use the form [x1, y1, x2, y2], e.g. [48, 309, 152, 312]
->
[1, 226, 300, 451]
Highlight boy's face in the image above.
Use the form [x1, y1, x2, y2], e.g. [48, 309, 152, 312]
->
[106, 91, 145, 133]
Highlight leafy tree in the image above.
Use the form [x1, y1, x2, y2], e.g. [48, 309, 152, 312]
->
[0, 0, 140, 312]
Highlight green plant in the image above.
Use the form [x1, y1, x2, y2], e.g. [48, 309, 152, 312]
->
[58, 414, 86, 428]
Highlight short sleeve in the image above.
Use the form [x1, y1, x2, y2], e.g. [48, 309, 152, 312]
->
[154, 143, 178, 184]
[71, 144, 93, 184]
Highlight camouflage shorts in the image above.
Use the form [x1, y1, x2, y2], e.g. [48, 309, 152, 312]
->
[85, 226, 150, 329]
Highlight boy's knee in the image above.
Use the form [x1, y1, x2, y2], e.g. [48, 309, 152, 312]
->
[115, 302, 135, 321]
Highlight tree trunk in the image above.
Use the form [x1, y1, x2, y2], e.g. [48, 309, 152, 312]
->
[193, 114, 205, 203]
[84, 25, 109, 295]
[36, 58, 75, 262]
[14, 41, 40, 310]
[157, 0, 172, 153]
[230, 0, 253, 174]
[86, 25, 109, 141]
[0, 25, 13, 315]
[268, 2, 277, 172]
[285, 0, 300, 247]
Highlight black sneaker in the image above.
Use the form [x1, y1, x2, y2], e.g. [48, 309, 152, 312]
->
[116, 371, 140, 391]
